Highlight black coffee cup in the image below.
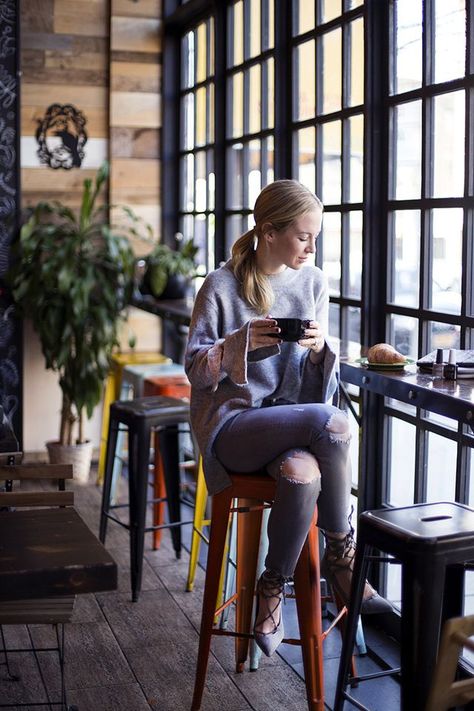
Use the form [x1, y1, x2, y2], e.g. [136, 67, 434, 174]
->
[269, 318, 312, 342]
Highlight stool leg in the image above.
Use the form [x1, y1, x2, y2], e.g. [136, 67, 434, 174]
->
[293, 516, 324, 711]
[186, 459, 208, 592]
[99, 416, 120, 543]
[152, 431, 166, 551]
[235, 498, 263, 673]
[128, 421, 151, 603]
[192, 488, 233, 711]
[401, 558, 447, 710]
[333, 537, 370, 711]
[159, 425, 182, 558]
[97, 374, 116, 485]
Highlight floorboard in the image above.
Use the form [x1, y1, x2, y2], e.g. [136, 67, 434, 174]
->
[0, 466, 402, 710]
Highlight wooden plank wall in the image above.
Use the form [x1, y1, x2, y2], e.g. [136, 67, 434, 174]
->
[19, 1, 164, 453]
[21, 0, 109, 207]
[110, 0, 162, 254]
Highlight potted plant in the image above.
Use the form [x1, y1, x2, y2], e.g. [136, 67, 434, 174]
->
[143, 234, 199, 299]
[10, 161, 144, 482]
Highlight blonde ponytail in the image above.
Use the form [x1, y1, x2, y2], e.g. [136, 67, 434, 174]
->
[230, 180, 323, 314]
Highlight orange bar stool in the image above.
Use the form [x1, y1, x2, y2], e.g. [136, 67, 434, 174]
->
[97, 351, 171, 484]
[191, 471, 350, 711]
[143, 374, 191, 551]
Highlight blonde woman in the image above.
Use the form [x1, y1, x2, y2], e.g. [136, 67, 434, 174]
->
[185, 180, 391, 657]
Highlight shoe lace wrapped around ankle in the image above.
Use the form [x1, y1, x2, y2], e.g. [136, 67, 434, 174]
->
[255, 570, 287, 633]
[325, 525, 356, 565]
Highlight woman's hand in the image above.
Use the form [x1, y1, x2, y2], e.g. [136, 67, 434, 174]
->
[248, 317, 281, 351]
[299, 320, 326, 359]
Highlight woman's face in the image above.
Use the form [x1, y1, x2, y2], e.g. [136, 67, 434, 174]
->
[268, 210, 322, 271]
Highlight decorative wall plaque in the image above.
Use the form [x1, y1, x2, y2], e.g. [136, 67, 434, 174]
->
[36, 103, 88, 169]
[0, 0, 21, 446]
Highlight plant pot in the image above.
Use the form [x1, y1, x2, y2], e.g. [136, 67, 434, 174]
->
[46, 440, 93, 485]
[159, 273, 191, 300]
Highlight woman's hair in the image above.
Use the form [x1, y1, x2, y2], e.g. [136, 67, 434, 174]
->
[231, 180, 323, 314]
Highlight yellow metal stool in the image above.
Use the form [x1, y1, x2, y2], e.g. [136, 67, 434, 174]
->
[96, 351, 171, 484]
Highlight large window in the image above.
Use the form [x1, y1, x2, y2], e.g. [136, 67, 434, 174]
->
[163, 0, 474, 622]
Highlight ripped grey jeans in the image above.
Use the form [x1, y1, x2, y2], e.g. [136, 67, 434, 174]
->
[214, 403, 352, 578]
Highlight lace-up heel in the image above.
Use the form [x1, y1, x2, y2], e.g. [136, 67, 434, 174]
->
[253, 570, 285, 656]
[321, 528, 392, 615]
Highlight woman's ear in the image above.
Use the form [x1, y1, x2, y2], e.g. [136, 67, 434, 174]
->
[261, 222, 275, 242]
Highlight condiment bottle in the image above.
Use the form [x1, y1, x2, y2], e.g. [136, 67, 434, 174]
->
[432, 348, 445, 378]
[444, 349, 458, 381]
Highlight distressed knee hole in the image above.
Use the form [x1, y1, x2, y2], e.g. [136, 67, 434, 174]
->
[280, 450, 321, 484]
[325, 412, 351, 444]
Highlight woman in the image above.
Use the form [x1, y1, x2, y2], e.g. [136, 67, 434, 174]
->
[185, 180, 391, 657]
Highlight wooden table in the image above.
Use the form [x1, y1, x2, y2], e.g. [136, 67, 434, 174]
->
[0, 507, 117, 601]
[130, 293, 193, 363]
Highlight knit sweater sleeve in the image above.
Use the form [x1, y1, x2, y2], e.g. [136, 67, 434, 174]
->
[185, 274, 276, 392]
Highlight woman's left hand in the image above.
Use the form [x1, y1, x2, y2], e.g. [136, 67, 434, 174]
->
[298, 320, 325, 355]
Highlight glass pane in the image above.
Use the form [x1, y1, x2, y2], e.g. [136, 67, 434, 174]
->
[195, 151, 206, 212]
[322, 120, 341, 204]
[182, 30, 195, 89]
[392, 210, 420, 307]
[207, 84, 214, 143]
[182, 92, 194, 151]
[348, 211, 362, 299]
[347, 0, 363, 7]
[433, 91, 465, 198]
[346, 305, 361, 343]
[321, 0, 341, 24]
[181, 214, 194, 244]
[390, 313, 418, 358]
[195, 86, 206, 146]
[294, 127, 315, 191]
[196, 22, 206, 83]
[429, 321, 460, 352]
[434, 0, 466, 83]
[431, 208, 462, 314]
[388, 418, 415, 506]
[268, 0, 275, 49]
[226, 215, 245, 256]
[322, 29, 341, 113]
[231, 72, 244, 137]
[426, 434, 456, 502]
[349, 18, 364, 107]
[248, 139, 261, 208]
[249, 0, 261, 58]
[248, 64, 261, 134]
[233, 1, 244, 66]
[182, 154, 194, 211]
[295, 0, 315, 35]
[265, 135, 275, 185]
[329, 302, 340, 338]
[393, 100, 422, 200]
[265, 58, 274, 129]
[391, 0, 422, 95]
[322, 212, 341, 297]
[208, 18, 214, 76]
[207, 214, 215, 271]
[349, 114, 363, 203]
[207, 150, 215, 211]
[227, 143, 243, 208]
[294, 40, 315, 120]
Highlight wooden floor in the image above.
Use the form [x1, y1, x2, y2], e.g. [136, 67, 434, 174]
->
[0, 467, 401, 711]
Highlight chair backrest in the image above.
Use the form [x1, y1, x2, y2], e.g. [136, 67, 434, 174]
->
[0, 462, 74, 508]
[425, 614, 474, 711]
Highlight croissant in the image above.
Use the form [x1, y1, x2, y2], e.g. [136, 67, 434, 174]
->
[367, 343, 406, 364]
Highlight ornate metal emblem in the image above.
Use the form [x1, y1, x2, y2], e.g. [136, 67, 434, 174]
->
[36, 103, 88, 169]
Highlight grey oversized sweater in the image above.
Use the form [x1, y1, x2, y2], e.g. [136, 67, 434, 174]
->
[184, 260, 338, 495]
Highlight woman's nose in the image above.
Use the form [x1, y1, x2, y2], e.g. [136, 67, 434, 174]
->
[305, 240, 316, 253]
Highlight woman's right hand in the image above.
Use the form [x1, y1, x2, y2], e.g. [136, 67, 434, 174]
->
[248, 317, 281, 351]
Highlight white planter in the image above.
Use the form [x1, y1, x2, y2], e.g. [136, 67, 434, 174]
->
[46, 440, 93, 485]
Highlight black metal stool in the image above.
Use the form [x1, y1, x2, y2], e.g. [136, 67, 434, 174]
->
[99, 395, 191, 602]
[334, 501, 474, 711]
